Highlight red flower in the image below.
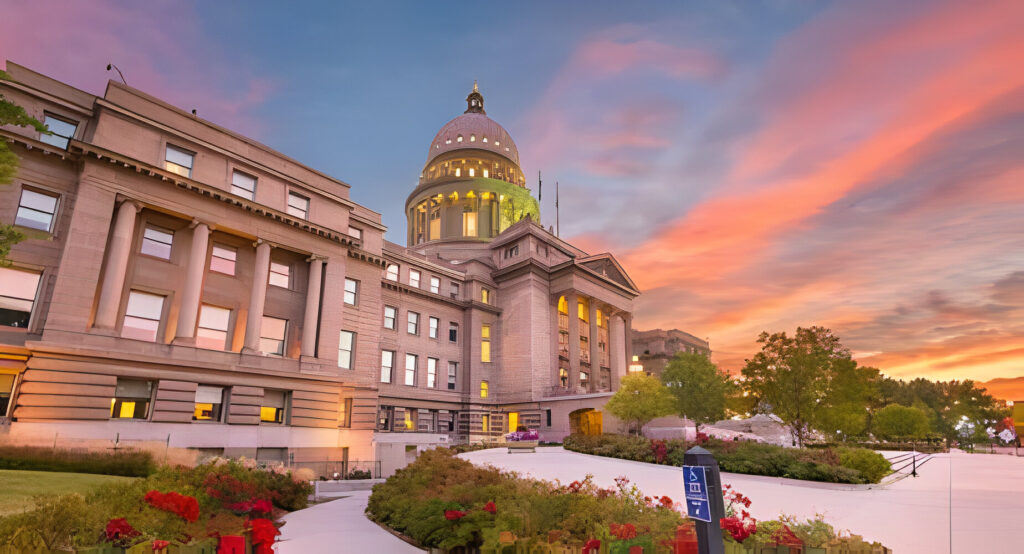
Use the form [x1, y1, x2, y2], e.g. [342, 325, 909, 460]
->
[720, 516, 756, 543]
[583, 538, 602, 553]
[104, 518, 140, 546]
[444, 510, 467, 520]
[659, 495, 673, 509]
[248, 518, 280, 554]
[251, 499, 273, 514]
[610, 523, 637, 540]
[483, 501, 497, 514]
[567, 480, 583, 493]
[144, 490, 199, 522]
[152, 539, 170, 551]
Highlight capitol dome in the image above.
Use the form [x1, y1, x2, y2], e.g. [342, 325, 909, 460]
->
[406, 83, 539, 247]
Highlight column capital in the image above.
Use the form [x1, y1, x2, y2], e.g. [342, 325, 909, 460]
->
[189, 219, 215, 232]
[306, 254, 326, 263]
[117, 198, 143, 213]
[252, 238, 274, 249]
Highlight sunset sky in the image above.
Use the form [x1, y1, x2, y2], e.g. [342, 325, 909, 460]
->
[3, 1, 1022, 384]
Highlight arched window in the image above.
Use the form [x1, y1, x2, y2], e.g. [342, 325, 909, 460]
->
[457, 135, 464, 143]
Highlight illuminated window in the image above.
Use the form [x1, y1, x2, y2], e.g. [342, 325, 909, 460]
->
[448, 361, 457, 390]
[480, 381, 488, 399]
[463, 210, 477, 236]
[468, 168, 475, 177]
[15, 188, 59, 232]
[457, 135, 464, 143]
[430, 277, 440, 294]
[110, 378, 153, 420]
[287, 191, 309, 219]
[405, 354, 417, 386]
[339, 397, 353, 428]
[259, 316, 287, 355]
[580, 371, 589, 386]
[449, 322, 458, 343]
[558, 296, 568, 314]
[482, 136, 488, 143]
[210, 244, 236, 275]
[231, 170, 256, 200]
[141, 225, 174, 259]
[383, 305, 397, 329]
[385, 263, 399, 281]
[481, 288, 490, 304]
[193, 385, 225, 421]
[381, 350, 394, 383]
[427, 357, 438, 388]
[39, 113, 77, 149]
[196, 304, 230, 350]
[578, 297, 589, 322]
[495, 140, 500, 146]
[269, 261, 290, 288]
[409, 269, 421, 288]
[483, 169, 489, 178]
[122, 291, 164, 342]
[0, 266, 41, 328]
[408, 311, 419, 335]
[560, 368, 569, 388]
[446, 138, 452, 145]
[455, 168, 461, 177]
[260, 390, 288, 424]
[470, 134, 476, 142]
[429, 316, 439, 339]
[481, 323, 491, 362]
[344, 278, 359, 305]
[404, 409, 414, 430]
[338, 330, 355, 369]
[164, 145, 194, 177]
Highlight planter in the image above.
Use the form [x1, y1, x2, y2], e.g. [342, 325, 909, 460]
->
[805, 548, 827, 554]
[76, 547, 125, 554]
[608, 536, 653, 554]
[723, 542, 754, 554]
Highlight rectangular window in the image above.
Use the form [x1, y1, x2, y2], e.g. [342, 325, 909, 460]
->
[165, 145, 194, 178]
[15, 188, 59, 232]
[268, 261, 290, 288]
[209, 244, 236, 275]
[448, 322, 458, 343]
[141, 225, 174, 260]
[427, 357, 438, 388]
[447, 362, 457, 390]
[407, 311, 419, 335]
[193, 385, 225, 421]
[480, 381, 488, 399]
[463, 211, 477, 237]
[546, 409, 552, 427]
[430, 277, 440, 294]
[481, 288, 490, 304]
[0, 374, 14, 416]
[287, 191, 309, 219]
[409, 269, 421, 288]
[385, 263, 399, 281]
[383, 306, 397, 330]
[504, 244, 519, 258]
[338, 330, 355, 369]
[381, 350, 394, 383]
[450, 282, 460, 299]
[259, 316, 287, 355]
[260, 389, 288, 424]
[482, 414, 489, 432]
[481, 323, 491, 363]
[348, 226, 362, 240]
[429, 316, 439, 339]
[340, 397, 353, 428]
[404, 408, 415, 431]
[404, 353, 417, 386]
[122, 290, 164, 342]
[344, 278, 358, 305]
[196, 304, 231, 350]
[111, 378, 153, 420]
[231, 170, 257, 200]
[0, 266, 41, 328]
[39, 114, 77, 149]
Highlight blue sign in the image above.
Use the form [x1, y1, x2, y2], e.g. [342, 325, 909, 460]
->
[683, 465, 712, 522]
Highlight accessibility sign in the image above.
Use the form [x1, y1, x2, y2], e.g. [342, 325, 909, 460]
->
[683, 465, 712, 522]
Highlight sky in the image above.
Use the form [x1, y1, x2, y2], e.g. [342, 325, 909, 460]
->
[2, 0, 1023, 385]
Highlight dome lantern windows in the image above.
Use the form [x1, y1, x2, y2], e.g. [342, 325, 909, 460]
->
[457, 135, 464, 143]
[468, 168, 475, 177]
[482, 137, 488, 143]
[470, 134, 476, 142]
[483, 169, 489, 178]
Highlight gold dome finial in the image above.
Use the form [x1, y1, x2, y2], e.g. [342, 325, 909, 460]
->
[473, 80, 479, 93]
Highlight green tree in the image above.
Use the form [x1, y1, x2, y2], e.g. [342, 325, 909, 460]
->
[871, 404, 931, 440]
[660, 352, 733, 432]
[741, 326, 854, 446]
[604, 373, 674, 436]
[1, 69, 48, 265]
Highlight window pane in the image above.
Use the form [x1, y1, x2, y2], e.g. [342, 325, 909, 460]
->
[409, 270, 420, 287]
[0, 266, 42, 303]
[19, 189, 58, 213]
[122, 315, 160, 342]
[405, 354, 416, 385]
[141, 226, 173, 259]
[386, 264, 398, 280]
[126, 291, 164, 319]
[199, 304, 230, 331]
[338, 330, 354, 369]
[269, 262, 290, 288]
[15, 207, 54, 231]
[344, 278, 358, 305]
[231, 171, 256, 195]
[165, 145, 194, 168]
[429, 317, 438, 339]
[381, 351, 394, 383]
[348, 226, 362, 239]
[262, 316, 286, 339]
[427, 358, 437, 388]
[430, 277, 440, 294]
[196, 328, 227, 350]
[40, 115, 76, 149]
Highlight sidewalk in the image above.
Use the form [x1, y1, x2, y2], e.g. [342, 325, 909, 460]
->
[277, 490, 423, 553]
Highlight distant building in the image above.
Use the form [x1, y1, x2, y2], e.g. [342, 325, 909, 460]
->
[630, 328, 710, 377]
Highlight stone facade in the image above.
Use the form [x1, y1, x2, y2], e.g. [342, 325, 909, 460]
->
[631, 328, 711, 378]
[0, 64, 638, 476]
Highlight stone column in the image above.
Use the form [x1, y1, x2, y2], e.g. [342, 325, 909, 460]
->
[588, 300, 599, 393]
[242, 240, 272, 352]
[625, 313, 634, 369]
[610, 314, 626, 391]
[316, 255, 347, 365]
[94, 200, 141, 329]
[551, 297, 561, 390]
[566, 292, 579, 391]
[173, 221, 211, 342]
[300, 256, 324, 357]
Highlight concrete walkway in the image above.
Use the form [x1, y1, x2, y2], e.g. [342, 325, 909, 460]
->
[277, 490, 423, 553]
[461, 447, 1024, 554]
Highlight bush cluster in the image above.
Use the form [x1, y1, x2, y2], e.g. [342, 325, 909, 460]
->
[367, 448, 684, 550]
[0, 446, 156, 477]
[0, 458, 311, 550]
[563, 434, 890, 484]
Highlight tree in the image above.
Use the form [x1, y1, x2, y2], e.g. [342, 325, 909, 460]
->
[660, 352, 733, 432]
[604, 373, 674, 436]
[871, 404, 931, 441]
[741, 326, 854, 446]
[0, 69, 48, 265]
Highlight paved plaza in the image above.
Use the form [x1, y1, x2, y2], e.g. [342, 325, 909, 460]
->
[277, 490, 422, 554]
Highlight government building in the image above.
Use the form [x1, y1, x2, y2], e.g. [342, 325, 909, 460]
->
[0, 63, 638, 475]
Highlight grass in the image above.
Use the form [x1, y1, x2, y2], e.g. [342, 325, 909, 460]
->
[0, 469, 138, 516]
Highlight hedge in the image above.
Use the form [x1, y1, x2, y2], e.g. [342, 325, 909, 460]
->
[0, 446, 156, 477]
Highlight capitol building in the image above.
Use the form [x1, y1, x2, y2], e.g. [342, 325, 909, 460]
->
[0, 62, 637, 474]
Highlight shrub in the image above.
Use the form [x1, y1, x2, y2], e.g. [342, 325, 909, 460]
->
[838, 448, 890, 483]
[0, 446, 155, 477]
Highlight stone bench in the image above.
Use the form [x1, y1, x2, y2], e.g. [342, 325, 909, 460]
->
[507, 441, 538, 453]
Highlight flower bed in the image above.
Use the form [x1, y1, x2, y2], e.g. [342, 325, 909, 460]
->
[563, 434, 890, 484]
[0, 457, 310, 552]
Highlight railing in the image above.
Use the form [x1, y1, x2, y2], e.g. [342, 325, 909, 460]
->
[544, 385, 590, 397]
[287, 459, 382, 480]
[887, 451, 933, 478]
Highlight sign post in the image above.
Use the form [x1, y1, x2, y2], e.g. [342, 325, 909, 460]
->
[683, 446, 725, 554]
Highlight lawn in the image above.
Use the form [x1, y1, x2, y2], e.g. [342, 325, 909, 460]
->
[0, 469, 138, 516]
